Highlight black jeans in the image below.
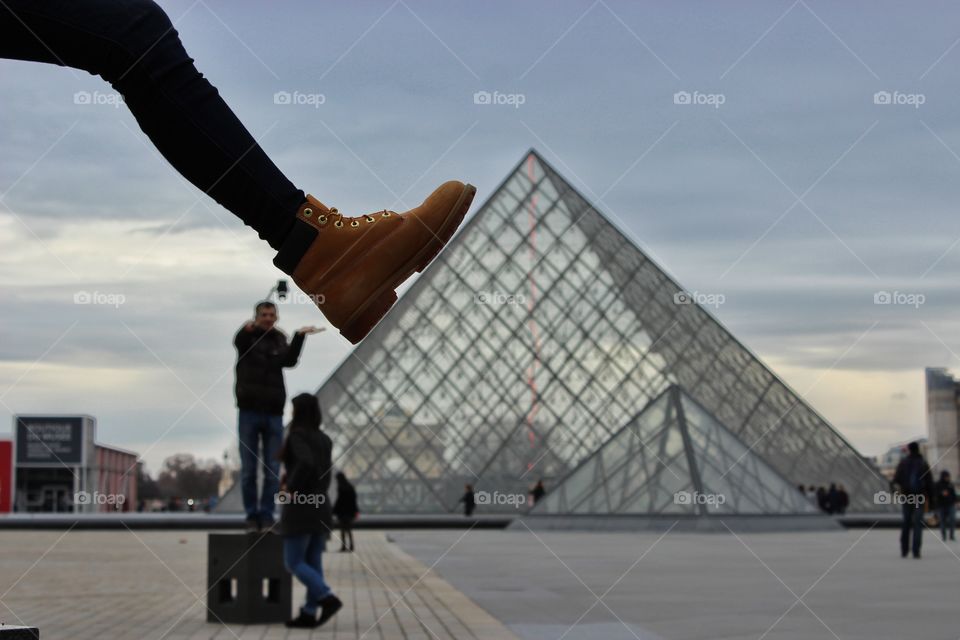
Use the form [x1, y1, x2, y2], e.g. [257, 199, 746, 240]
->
[900, 502, 924, 557]
[0, 0, 305, 251]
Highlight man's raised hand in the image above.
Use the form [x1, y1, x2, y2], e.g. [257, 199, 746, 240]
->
[297, 326, 325, 335]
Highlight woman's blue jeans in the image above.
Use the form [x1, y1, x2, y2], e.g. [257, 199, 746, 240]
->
[283, 533, 333, 616]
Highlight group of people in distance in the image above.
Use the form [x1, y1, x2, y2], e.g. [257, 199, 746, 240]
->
[798, 483, 850, 515]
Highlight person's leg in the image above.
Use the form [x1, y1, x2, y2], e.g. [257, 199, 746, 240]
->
[949, 505, 956, 540]
[237, 410, 259, 521]
[941, 508, 948, 541]
[339, 523, 348, 551]
[900, 504, 911, 557]
[306, 534, 333, 601]
[283, 534, 322, 617]
[0, 0, 304, 249]
[912, 505, 923, 557]
[259, 413, 284, 524]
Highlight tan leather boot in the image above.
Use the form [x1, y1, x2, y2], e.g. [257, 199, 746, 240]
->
[274, 181, 476, 343]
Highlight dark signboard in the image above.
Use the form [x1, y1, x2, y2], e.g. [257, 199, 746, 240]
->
[16, 416, 84, 465]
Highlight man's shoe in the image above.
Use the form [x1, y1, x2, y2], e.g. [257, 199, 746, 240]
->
[244, 516, 259, 533]
[317, 594, 343, 626]
[274, 181, 476, 343]
[284, 611, 318, 628]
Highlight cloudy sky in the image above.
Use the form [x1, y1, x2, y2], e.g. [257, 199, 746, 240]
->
[2, 0, 960, 474]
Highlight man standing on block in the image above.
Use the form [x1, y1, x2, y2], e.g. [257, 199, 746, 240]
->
[234, 300, 322, 531]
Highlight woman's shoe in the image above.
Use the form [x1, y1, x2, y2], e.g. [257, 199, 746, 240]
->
[284, 611, 318, 628]
[274, 181, 476, 343]
[317, 594, 343, 626]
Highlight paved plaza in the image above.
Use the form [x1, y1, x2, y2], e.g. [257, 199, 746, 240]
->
[0, 526, 957, 639]
[0, 530, 516, 640]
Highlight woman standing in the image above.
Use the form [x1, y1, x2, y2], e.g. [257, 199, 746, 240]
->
[280, 393, 342, 629]
[333, 472, 359, 552]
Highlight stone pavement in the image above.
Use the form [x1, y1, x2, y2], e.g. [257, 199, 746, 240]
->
[0, 530, 518, 640]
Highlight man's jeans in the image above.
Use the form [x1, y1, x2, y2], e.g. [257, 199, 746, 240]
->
[940, 505, 956, 541]
[238, 410, 283, 522]
[901, 502, 924, 557]
[283, 533, 333, 616]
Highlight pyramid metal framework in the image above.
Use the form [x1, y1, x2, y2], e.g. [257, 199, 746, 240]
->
[532, 386, 819, 515]
[316, 150, 888, 514]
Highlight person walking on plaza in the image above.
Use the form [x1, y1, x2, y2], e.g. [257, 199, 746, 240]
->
[459, 484, 476, 517]
[1, 0, 475, 344]
[234, 301, 321, 532]
[935, 470, 957, 542]
[835, 484, 849, 516]
[333, 472, 359, 552]
[892, 441, 933, 558]
[279, 393, 342, 629]
[530, 479, 546, 506]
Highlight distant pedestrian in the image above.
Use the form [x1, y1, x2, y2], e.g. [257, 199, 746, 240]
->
[530, 480, 546, 505]
[333, 472, 359, 552]
[892, 441, 933, 559]
[279, 393, 342, 629]
[459, 484, 476, 517]
[826, 483, 840, 515]
[835, 484, 849, 516]
[935, 470, 956, 542]
[797, 484, 806, 494]
[816, 486, 829, 513]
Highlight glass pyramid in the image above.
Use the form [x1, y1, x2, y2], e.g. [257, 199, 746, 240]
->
[316, 150, 888, 514]
[532, 386, 819, 515]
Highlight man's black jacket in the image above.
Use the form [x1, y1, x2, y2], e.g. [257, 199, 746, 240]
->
[233, 325, 304, 414]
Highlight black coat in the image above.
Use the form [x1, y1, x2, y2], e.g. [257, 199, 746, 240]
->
[234, 326, 304, 414]
[333, 481, 359, 522]
[892, 453, 933, 499]
[935, 479, 957, 509]
[279, 428, 333, 536]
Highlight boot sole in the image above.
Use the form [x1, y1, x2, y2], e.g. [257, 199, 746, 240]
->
[340, 183, 477, 344]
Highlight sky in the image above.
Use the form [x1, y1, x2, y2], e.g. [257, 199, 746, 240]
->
[2, 0, 960, 474]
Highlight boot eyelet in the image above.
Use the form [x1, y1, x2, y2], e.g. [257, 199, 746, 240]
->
[365, 216, 375, 223]
[318, 215, 327, 223]
[350, 220, 360, 227]
[303, 208, 313, 217]
[334, 220, 343, 228]
[382, 211, 391, 217]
